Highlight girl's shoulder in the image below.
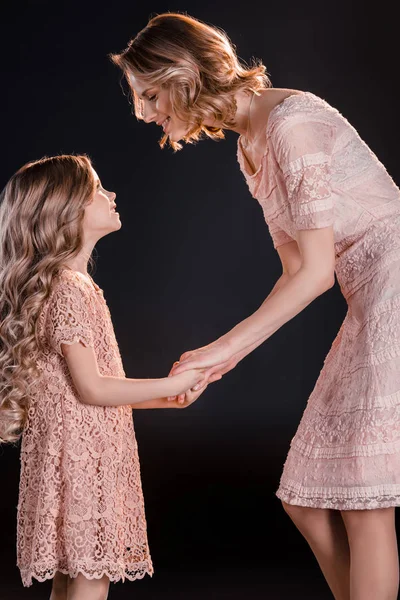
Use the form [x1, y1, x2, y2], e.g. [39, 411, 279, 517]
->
[52, 268, 100, 296]
[44, 269, 98, 315]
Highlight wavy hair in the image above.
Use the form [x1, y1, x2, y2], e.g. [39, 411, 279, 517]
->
[0, 155, 96, 444]
[110, 13, 271, 150]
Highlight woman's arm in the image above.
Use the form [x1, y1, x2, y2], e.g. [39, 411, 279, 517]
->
[168, 240, 303, 401]
[172, 226, 335, 375]
[223, 227, 335, 355]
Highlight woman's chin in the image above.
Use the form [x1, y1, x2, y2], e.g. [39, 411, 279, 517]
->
[168, 126, 191, 143]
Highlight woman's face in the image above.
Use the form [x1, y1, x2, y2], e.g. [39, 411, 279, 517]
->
[129, 74, 191, 142]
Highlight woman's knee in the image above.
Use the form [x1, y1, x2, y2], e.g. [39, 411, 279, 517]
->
[281, 500, 316, 523]
[281, 500, 338, 535]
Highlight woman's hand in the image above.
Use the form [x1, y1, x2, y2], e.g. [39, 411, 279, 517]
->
[167, 339, 243, 404]
[172, 339, 234, 374]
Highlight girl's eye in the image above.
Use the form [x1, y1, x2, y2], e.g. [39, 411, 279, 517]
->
[148, 95, 157, 102]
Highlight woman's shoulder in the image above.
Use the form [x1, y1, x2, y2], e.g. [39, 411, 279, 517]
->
[267, 90, 343, 134]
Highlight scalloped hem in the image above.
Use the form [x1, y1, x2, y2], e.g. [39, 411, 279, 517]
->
[19, 562, 154, 588]
[276, 488, 400, 510]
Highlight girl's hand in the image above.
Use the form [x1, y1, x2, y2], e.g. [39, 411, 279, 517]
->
[168, 368, 206, 397]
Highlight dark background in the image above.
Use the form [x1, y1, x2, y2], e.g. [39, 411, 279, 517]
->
[0, 1, 398, 598]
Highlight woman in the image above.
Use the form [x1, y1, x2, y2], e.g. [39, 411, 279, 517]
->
[111, 13, 400, 600]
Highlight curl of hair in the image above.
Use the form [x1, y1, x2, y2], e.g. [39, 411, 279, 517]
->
[110, 12, 271, 150]
[0, 155, 96, 444]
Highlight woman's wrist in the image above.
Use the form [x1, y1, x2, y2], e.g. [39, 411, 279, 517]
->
[218, 332, 245, 357]
[222, 320, 267, 357]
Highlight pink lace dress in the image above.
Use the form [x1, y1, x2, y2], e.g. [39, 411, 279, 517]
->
[237, 92, 400, 510]
[17, 268, 153, 586]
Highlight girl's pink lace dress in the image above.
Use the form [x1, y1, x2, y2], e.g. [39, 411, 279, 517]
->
[237, 92, 400, 510]
[17, 268, 153, 586]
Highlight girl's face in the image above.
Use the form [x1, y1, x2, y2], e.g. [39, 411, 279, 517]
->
[83, 169, 121, 239]
[129, 74, 191, 143]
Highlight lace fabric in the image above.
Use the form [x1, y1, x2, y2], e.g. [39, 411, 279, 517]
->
[237, 92, 400, 509]
[17, 269, 153, 586]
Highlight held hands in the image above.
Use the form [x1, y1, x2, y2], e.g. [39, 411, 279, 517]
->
[166, 368, 209, 408]
[167, 339, 242, 406]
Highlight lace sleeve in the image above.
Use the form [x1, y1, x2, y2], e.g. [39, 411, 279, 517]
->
[274, 120, 337, 231]
[267, 221, 294, 249]
[46, 277, 95, 357]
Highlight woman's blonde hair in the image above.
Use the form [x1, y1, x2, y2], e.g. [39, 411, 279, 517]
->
[0, 154, 96, 444]
[110, 13, 271, 150]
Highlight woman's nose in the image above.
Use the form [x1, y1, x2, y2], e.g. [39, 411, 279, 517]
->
[143, 104, 157, 124]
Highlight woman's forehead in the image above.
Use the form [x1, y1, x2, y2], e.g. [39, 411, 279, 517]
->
[128, 74, 151, 96]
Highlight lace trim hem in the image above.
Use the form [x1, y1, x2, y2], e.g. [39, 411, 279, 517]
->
[19, 561, 154, 588]
[276, 478, 400, 510]
[276, 487, 400, 510]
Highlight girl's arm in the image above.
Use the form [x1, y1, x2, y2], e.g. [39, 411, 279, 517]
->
[62, 340, 204, 408]
[133, 382, 209, 409]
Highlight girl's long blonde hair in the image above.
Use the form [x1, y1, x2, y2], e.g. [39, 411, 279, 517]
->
[0, 155, 96, 444]
[110, 13, 271, 150]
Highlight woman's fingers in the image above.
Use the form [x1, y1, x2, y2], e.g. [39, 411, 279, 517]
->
[167, 360, 182, 400]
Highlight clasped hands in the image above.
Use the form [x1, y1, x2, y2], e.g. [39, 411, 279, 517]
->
[166, 338, 244, 407]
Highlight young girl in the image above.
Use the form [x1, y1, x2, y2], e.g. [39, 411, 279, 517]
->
[111, 13, 400, 600]
[0, 154, 210, 600]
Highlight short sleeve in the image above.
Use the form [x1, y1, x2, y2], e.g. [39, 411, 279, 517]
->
[267, 221, 294, 249]
[46, 277, 95, 357]
[273, 119, 337, 231]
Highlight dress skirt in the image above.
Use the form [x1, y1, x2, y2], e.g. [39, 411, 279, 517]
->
[276, 250, 400, 510]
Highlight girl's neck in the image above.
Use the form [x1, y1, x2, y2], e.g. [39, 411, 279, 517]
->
[64, 256, 88, 275]
[64, 247, 93, 276]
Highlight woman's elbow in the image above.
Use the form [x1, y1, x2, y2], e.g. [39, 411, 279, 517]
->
[301, 267, 335, 296]
[317, 272, 335, 294]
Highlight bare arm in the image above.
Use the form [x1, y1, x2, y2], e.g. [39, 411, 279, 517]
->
[169, 240, 303, 400]
[62, 340, 205, 408]
[225, 238, 303, 361]
[194, 243, 302, 376]
[222, 227, 335, 355]
[171, 227, 335, 377]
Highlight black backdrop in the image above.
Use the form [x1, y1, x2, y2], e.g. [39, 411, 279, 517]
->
[1, 1, 398, 598]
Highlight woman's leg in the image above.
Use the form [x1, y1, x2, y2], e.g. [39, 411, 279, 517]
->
[282, 501, 351, 600]
[66, 573, 110, 600]
[341, 507, 399, 600]
[50, 571, 68, 600]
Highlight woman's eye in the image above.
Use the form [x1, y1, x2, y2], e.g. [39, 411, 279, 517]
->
[148, 95, 157, 102]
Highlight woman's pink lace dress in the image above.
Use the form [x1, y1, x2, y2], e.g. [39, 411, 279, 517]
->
[17, 268, 153, 586]
[237, 92, 400, 510]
